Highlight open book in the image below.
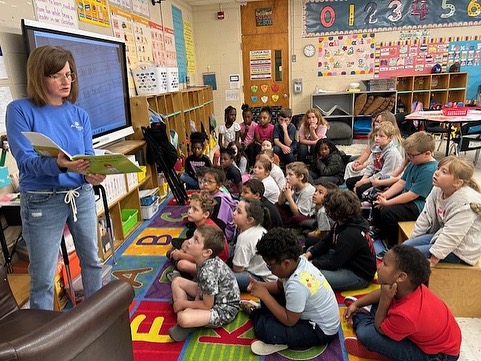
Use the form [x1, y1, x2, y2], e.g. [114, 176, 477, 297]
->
[22, 131, 143, 175]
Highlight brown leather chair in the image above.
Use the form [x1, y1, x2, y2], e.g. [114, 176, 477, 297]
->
[0, 267, 135, 361]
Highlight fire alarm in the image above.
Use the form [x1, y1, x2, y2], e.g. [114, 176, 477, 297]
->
[217, 11, 225, 20]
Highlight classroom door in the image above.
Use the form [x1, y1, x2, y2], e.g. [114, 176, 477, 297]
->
[241, 0, 289, 110]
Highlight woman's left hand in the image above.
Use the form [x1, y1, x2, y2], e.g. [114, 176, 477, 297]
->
[85, 173, 106, 185]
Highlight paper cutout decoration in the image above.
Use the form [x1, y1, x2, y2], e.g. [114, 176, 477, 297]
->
[251, 96, 258, 103]
[261, 96, 268, 103]
[251, 85, 258, 93]
[271, 94, 279, 102]
[261, 84, 268, 93]
[271, 84, 279, 92]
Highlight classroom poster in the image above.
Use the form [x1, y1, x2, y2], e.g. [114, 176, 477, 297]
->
[132, 0, 149, 17]
[163, 27, 177, 68]
[183, 20, 196, 75]
[110, 5, 138, 69]
[447, 37, 481, 100]
[0, 46, 7, 80]
[318, 33, 375, 77]
[375, 39, 448, 78]
[33, 0, 78, 28]
[150, 21, 165, 66]
[304, 0, 481, 36]
[250, 50, 272, 80]
[0, 87, 13, 134]
[172, 5, 187, 83]
[132, 14, 154, 64]
[76, 0, 110, 27]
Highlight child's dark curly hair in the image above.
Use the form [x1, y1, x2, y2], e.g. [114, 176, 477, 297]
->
[241, 103, 251, 116]
[206, 167, 225, 184]
[323, 189, 360, 224]
[391, 245, 431, 287]
[256, 227, 302, 262]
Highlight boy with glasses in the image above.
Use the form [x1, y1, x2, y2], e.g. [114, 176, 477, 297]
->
[372, 131, 437, 250]
[243, 227, 339, 356]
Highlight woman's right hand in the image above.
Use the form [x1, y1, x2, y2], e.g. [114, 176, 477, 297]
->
[57, 152, 90, 173]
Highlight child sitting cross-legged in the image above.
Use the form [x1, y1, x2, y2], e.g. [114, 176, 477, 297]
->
[201, 167, 237, 243]
[304, 189, 377, 291]
[241, 178, 282, 228]
[303, 181, 337, 250]
[344, 245, 461, 361]
[404, 156, 481, 267]
[346, 121, 403, 199]
[244, 227, 340, 356]
[168, 224, 240, 342]
[277, 161, 315, 227]
[180, 132, 212, 189]
[252, 157, 280, 204]
[220, 147, 242, 199]
[259, 150, 286, 191]
[167, 192, 229, 279]
[309, 138, 346, 186]
[232, 198, 277, 291]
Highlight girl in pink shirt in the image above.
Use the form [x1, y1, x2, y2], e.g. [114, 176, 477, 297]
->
[240, 103, 257, 148]
[298, 108, 329, 164]
[247, 106, 274, 168]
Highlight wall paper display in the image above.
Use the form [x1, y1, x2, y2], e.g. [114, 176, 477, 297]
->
[34, 0, 78, 28]
[132, 0, 149, 17]
[183, 20, 196, 75]
[111, 6, 138, 69]
[77, 0, 110, 27]
[109, 0, 131, 10]
[318, 33, 375, 77]
[0, 87, 14, 134]
[132, 14, 154, 64]
[375, 39, 448, 78]
[250, 50, 272, 80]
[163, 27, 177, 68]
[304, 0, 481, 36]
[150, 21, 165, 66]
[447, 37, 481, 99]
[0, 46, 8, 80]
[172, 5, 187, 83]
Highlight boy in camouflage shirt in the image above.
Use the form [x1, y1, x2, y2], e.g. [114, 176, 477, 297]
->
[168, 224, 240, 341]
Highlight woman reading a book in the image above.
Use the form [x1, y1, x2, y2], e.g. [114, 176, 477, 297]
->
[6, 45, 105, 310]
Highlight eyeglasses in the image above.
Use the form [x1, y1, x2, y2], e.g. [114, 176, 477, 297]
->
[48, 72, 76, 82]
[265, 259, 285, 270]
[406, 152, 423, 159]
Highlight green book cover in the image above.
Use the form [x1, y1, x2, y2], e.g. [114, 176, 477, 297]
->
[22, 131, 142, 175]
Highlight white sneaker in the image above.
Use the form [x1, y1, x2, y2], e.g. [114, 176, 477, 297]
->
[251, 340, 288, 355]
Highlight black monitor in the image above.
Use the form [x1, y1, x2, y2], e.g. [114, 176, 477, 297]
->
[21, 19, 133, 148]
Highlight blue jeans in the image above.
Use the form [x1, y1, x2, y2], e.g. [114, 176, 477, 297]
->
[180, 173, 199, 189]
[234, 271, 262, 292]
[404, 234, 463, 263]
[274, 143, 297, 164]
[353, 304, 459, 361]
[21, 184, 102, 310]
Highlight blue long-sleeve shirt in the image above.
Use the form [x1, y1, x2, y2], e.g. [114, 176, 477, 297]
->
[6, 98, 93, 191]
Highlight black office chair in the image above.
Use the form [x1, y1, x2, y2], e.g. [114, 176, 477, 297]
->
[451, 121, 481, 165]
[425, 121, 452, 151]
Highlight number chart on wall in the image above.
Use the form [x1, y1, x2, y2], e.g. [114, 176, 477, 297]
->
[304, 0, 481, 36]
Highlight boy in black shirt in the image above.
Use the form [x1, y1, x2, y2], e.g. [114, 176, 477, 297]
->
[180, 132, 212, 189]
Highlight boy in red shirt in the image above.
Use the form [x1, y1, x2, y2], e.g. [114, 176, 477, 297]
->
[344, 244, 461, 361]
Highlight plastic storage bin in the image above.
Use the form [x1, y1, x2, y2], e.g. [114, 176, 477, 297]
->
[132, 65, 168, 95]
[121, 209, 138, 234]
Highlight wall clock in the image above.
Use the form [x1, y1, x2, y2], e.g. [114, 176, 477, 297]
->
[303, 44, 316, 57]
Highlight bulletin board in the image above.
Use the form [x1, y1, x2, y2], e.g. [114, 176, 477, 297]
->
[317, 33, 375, 77]
[304, 0, 481, 36]
[375, 39, 448, 78]
[446, 37, 481, 100]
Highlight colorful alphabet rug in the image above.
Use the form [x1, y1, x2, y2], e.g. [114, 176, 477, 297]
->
[108, 197, 377, 361]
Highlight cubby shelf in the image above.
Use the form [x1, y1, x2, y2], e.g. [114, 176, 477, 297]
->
[396, 72, 467, 110]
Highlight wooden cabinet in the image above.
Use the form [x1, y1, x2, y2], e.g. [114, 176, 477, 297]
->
[96, 140, 158, 261]
[396, 72, 467, 111]
[129, 86, 214, 156]
[311, 90, 397, 140]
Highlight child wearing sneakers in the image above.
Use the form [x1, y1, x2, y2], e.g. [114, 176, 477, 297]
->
[168, 224, 240, 341]
[372, 131, 437, 248]
[245, 227, 339, 356]
[343, 244, 461, 361]
[277, 162, 315, 227]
